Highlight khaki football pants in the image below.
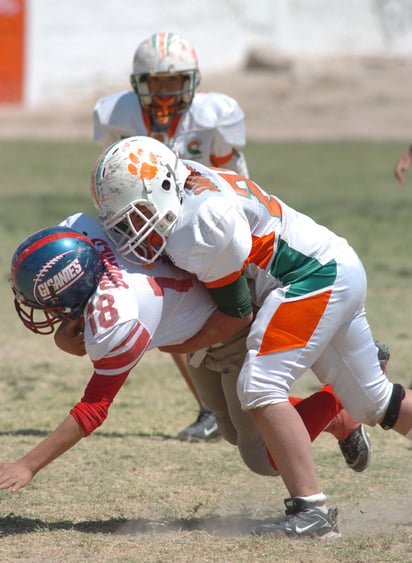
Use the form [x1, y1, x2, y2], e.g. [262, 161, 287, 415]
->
[188, 328, 277, 476]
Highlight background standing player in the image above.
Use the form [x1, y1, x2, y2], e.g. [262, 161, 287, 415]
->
[92, 31, 248, 441]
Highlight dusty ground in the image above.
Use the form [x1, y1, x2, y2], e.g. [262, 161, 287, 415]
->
[1, 56, 411, 142]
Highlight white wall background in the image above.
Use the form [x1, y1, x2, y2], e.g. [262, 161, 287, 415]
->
[24, 0, 412, 106]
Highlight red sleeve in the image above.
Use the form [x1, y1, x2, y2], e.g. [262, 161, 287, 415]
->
[70, 371, 129, 436]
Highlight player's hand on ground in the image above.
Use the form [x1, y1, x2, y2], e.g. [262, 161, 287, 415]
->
[394, 146, 412, 184]
[0, 460, 34, 492]
[54, 318, 86, 356]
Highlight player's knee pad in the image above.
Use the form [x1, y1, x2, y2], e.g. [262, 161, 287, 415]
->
[379, 383, 405, 430]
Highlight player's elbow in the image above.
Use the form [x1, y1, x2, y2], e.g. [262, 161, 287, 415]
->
[237, 311, 253, 327]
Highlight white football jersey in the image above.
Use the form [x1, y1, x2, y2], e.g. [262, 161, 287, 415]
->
[164, 162, 350, 305]
[60, 213, 216, 372]
[93, 90, 246, 166]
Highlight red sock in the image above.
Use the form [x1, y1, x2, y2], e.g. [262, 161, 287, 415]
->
[267, 384, 343, 471]
[291, 384, 343, 441]
[323, 409, 360, 441]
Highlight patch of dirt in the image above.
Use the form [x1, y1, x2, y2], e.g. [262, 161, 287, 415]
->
[340, 495, 412, 535]
[113, 494, 412, 540]
[1, 56, 412, 142]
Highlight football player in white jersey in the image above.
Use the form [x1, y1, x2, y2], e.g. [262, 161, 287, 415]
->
[93, 31, 249, 441]
[93, 31, 248, 176]
[1, 215, 357, 493]
[90, 136, 411, 540]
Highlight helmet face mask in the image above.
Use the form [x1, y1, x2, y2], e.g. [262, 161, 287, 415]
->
[10, 227, 105, 334]
[103, 200, 170, 263]
[91, 136, 189, 264]
[11, 289, 69, 335]
[130, 32, 200, 120]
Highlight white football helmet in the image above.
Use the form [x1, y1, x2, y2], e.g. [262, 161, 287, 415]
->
[90, 136, 190, 264]
[130, 32, 201, 119]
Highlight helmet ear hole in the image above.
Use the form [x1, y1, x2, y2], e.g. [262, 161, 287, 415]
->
[162, 179, 171, 191]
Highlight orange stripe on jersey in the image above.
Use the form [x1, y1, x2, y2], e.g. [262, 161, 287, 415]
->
[205, 269, 243, 289]
[247, 233, 276, 270]
[210, 150, 235, 167]
[257, 289, 332, 356]
[218, 173, 283, 219]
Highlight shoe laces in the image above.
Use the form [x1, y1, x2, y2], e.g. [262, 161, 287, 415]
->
[197, 407, 213, 423]
[279, 506, 326, 531]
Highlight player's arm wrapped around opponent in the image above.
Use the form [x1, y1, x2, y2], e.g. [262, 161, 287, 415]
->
[160, 192, 254, 354]
[159, 276, 253, 353]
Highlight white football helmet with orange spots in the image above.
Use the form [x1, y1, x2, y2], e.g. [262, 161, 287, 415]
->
[130, 32, 201, 119]
[90, 136, 190, 263]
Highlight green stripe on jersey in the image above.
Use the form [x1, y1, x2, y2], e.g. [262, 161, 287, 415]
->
[270, 238, 337, 297]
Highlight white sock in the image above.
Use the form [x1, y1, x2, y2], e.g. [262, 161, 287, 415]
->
[299, 493, 328, 513]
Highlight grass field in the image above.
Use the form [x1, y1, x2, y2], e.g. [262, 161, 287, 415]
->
[1, 140, 412, 561]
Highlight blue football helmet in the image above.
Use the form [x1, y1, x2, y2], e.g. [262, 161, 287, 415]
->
[10, 226, 105, 334]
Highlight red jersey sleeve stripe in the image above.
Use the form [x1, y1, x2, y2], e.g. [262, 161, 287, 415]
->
[94, 323, 151, 376]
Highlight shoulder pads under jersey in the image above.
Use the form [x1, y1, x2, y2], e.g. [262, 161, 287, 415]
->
[190, 92, 246, 146]
[93, 91, 141, 139]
